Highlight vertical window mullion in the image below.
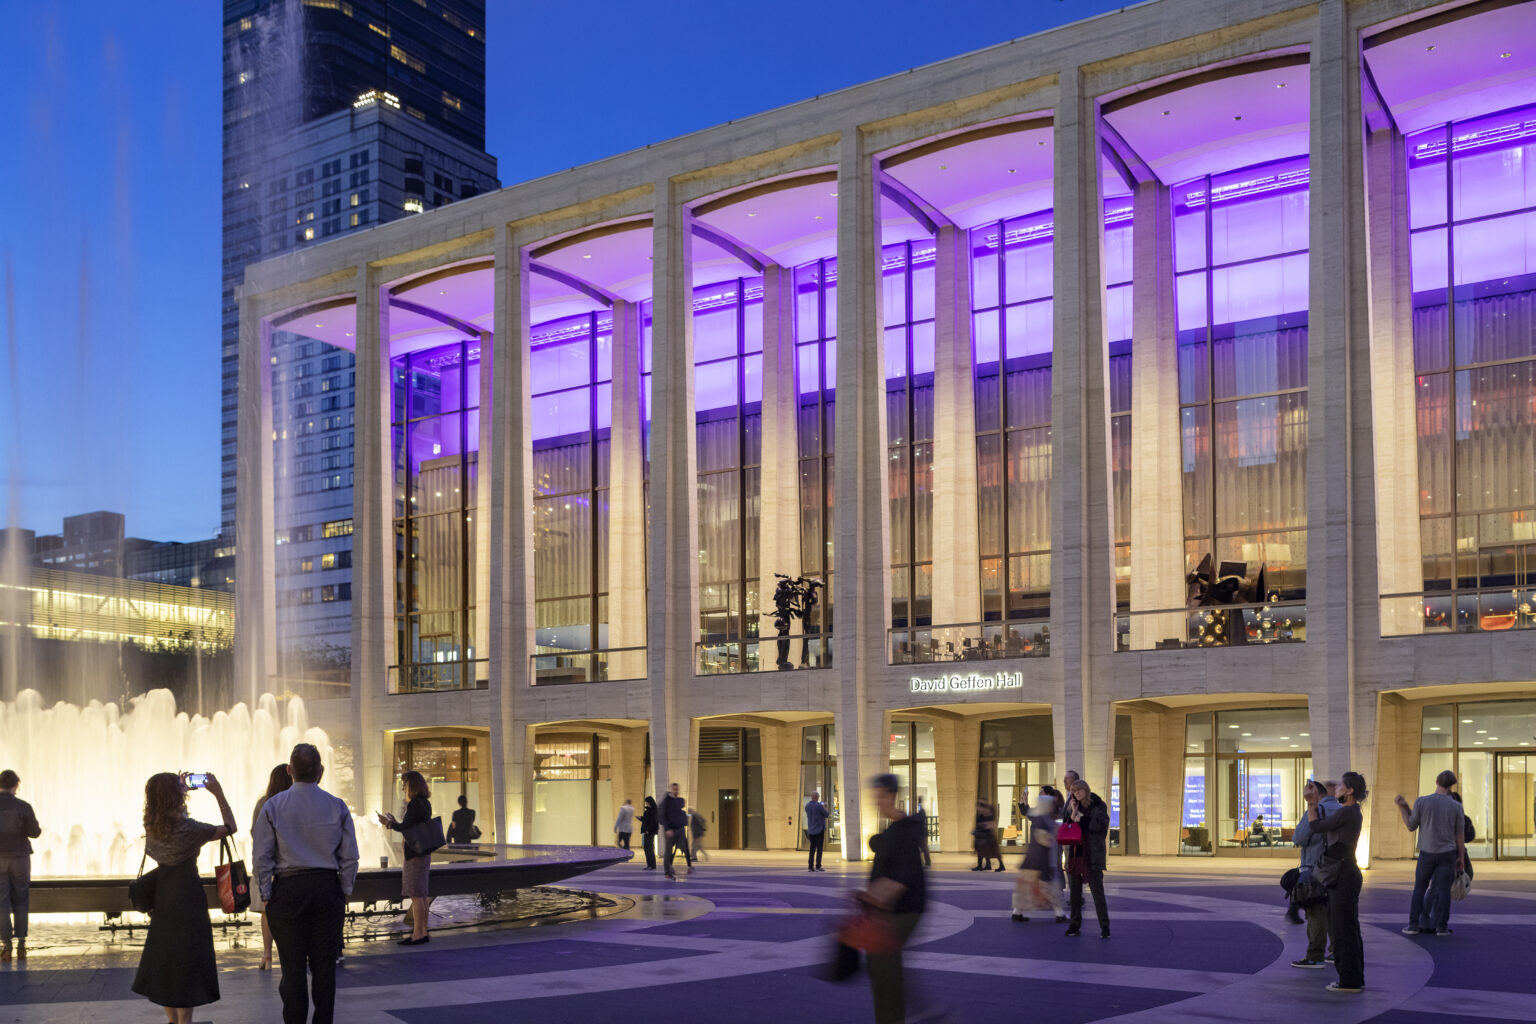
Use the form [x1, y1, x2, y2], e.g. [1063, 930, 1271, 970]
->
[1204, 175, 1217, 571]
[590, 314, 601, 654]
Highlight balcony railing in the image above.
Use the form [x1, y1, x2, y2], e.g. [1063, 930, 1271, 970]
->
[388, 659, 489, 694]
[530, 645, 648, 685]
[889, 621, 1049, 664]
[1115, 601, 1307, 652]
[1380, 588, 1536, 637]
[696, 634, 833, 675]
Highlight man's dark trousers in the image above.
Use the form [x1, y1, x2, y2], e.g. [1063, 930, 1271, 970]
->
[807, 830, 824, 870]
[1409, 848, 1457, 931]
[1068, 869, 1109, 933]
[267, 870, 345, 1024]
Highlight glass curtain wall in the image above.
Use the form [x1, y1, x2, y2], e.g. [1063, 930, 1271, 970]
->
[795, 259, 837, 637]
[1419, 700, 1536, 860]
[1181, 708, 1311, 855]
[798, 724, 840, 851]
[394, 736, 484, 837]
[390, 339, 481, 692]
[530, 313, 612, 680]
[977, 714, 1055, 842]
[885, 241, 937, 633]
[530, 731, 612, 845]
[889, 721, 938, 846]
[1174, 158, 1310, 644]
[1408, 106, 1536, 633]
[971, 209, 1053, 624]
[695, 279, 764, 670]
[1105, 198, 1134, 624]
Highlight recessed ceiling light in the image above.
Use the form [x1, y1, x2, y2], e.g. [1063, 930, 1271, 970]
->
[1429, 726, 1441, 731]
[582, 254, 592, 259]
[1300, 733, 1309, 737]
[938, 164, 947, 170]
[1476, 729, 1487, 734]
[1228, 725, 1239, 729]
[1500, 52, 1512, 58]
[1462, 719, 1473, 724]
[1276, 83, 1286, 89]
[1241, 732, 1252, 737]
[1233, 115, 1243, 121]
[747, 212, 757, 217]
[1489, 737, 1499, 741]
[829, 192, 838, 197]
[1425, 45, 1435, 51]
[1290, 744, 1299, 748]
[344, 332, 353, 337]
[1007, 168, 1017, 173]
[1161, 110, 1171, 116]
[1474, 741, 1484, 745]
[439, 289, 446, 295]
[1037, 140, 1045, 146]
[1281, 736, 1291, 740]
[315, 322, 323, 328]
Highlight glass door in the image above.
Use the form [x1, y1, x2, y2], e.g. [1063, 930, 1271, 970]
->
[1496, 754, 1534, 860]
[987, 760, 1055, 846]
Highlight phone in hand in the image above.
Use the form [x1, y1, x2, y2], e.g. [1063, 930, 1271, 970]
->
[187, 773, 209, 789]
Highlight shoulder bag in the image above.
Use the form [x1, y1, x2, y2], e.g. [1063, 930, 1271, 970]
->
[1311, 847, 1345, 889]
[1057, 822, 1083, 844]
[403, 815, 447, 858]
[216, 837, 252, 914]
[128, 849, 159, 914]
[1451, 870, 1473, 901]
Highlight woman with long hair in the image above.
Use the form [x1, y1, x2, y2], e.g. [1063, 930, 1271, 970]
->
[1308, 771, 1368, 993]
[377, 771, 433, 945]
[131, 771, 237, 1024]
[250, 763, 292, 969]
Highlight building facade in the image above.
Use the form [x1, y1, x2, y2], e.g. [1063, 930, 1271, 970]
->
[238, 0, 1536, 862]
[222, 0, 497, 681]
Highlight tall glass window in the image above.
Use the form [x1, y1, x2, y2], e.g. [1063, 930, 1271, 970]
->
[696, 279, 764, 661]
[1418, 699, 1536, 861]
[1408, 107, 1536, 633]
[1105, 199, 1134, 618]
[1174, 157, 1310, 609]
[889, 720, 938, 839]
[795, 259, 836, 637]
[390, 339, 481, 692]
[530, 312, 612, 676]
[885, 240, 937, 630]
[971, 210, 1053, 622]
[1180, 708, 1311, 855]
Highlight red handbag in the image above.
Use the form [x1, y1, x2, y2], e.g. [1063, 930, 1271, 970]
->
[837, 906, 901, 954]
[1057, 823, 1082, 844]
[216, 838, 251, 914]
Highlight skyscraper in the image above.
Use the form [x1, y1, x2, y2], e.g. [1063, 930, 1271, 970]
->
[222, 0, 497, 682]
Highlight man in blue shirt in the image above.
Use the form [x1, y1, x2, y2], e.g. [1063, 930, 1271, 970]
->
[253, 744, 359, 1024]
[1290, 779, 1339, 968]
[805, 791, 829, 871]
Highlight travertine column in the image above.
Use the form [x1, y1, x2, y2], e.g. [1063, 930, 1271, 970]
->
[607, 300, 648, 679]
[1128, 179, 1187, 648]
[930, 224, 982, 626]
[1365, 125, 1423, 634]
[757, 264, 802, 631]
[1050, 69, 1117, 794]
[491, 226, 535, 841]
[1306, 1, 1369, 786]
[1128, 707, 1180, 855]
[834, 130, 891, 860]
[235, 294, 277, 707]
[647, 180, 701, 803]
[351, 264, 391, 815]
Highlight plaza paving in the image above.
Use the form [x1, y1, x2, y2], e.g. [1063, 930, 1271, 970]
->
[2, 852, 1534, 1023]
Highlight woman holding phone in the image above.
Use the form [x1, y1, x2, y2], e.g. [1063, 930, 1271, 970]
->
[377, 771, 433, 945]
[131, 771, 237, 1024]
[1308, 771, 1369, 993]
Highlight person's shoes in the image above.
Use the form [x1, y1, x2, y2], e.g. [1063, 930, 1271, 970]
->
[1064, 927, 1081, 937]
[1401, 926, 1422, 935]
[1326, 982, 1362, 993]
[1100, 929, 1111, 939]
[258, 955, 271, 970]
[688, 867, 695, 874]
[13, 942, 23, 961]
[1435, 928, 1453, 936]
[665, 873, 676, 880]
[0, 943, 10, 963]
[809, 867, 817, 872]
[995, 865, 1006, 872]
[1054, 916, 1068, 924]
[398, 935, 429, 946]
[1291, 958, 1326, 969]
[1325, 953, 1335, 963]
[970, 865, 985, 871]
[1012, 913, 1026, 922]
[1285, 908, 1303, 925]
[816, 867, 826, 872]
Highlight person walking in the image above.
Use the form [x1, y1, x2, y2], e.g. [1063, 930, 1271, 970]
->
[688, 806, 709, 863]
[131, 771, 238, 1024]
[913, 796, 931, 867]
[1396, 769, 1466, 937]
[250, 764, 293, 971]
[1063, 778, 1110, 938]
[1307, 772, 1368, 993]
[0, 769, 41, 963]
[614, 799, 635, 850]
[1289, 778, 1338, 968]
[446, 795, 479, 845]
[805, 790, 830, 872]
[972, 799, 1004, 871]
[1012, 789, 1066, 924]
[253, 743, 360, 1024]
[376, 771, 433, 945]
[639, 796, 659, 870]
[863, 774, 929, 1024]
[660, 783, 692, 879]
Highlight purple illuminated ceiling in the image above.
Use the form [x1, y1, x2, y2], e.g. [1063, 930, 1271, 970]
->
[1365, 3, 1536, 134]
[881, 120, 1054, 230]
[1103, 60, 1310, 185]
[692, 174, 839, 270]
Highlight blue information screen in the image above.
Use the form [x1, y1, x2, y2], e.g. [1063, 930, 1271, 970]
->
[1182, 775, 1206, 827]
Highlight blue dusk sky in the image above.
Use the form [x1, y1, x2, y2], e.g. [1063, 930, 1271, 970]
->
[0, 0, 1130, 542]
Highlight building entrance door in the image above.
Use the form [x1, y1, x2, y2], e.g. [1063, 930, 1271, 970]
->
[1495, 754, 1535, 860]
[990, 760, 1055, 846]
[719, 790, 741, 849]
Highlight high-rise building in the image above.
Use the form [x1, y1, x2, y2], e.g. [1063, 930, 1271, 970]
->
[222, 0, 497, 680]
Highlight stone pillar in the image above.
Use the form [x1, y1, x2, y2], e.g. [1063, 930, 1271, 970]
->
[757, 264, 801, 630]
[1050, 69, 1116, 794]
[944, 715, 984, 855]
[1128, 707, 1180, 855]
[1369, 694, 1419, 861]
[235, 294, 277, 707]
[1306, 1, 1369, 786]
[475, 330, 493, 670]
[759, 722, 796, 850]
[930, 224, 982, 627]
[834, 130, 891, 861]
[350, 265, 392, 815]
[1128, 179, 1187, 648]
[490, 227, 535, 841]
[1365, 125, 1423, 635]
[610, 726, 647, 831]
[647, 180, 700, 802]
[607, 300, 648, 679]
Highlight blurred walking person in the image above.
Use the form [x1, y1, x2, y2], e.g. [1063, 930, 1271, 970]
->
[250, 764, 293, 970]
[614, 799, 635, 850]
[688, 806, 709, 862]
[1308, 772, 1368, 993]
[639, 796, 659, 870]
[972, 799, 1003, 871]
[805, 790, 829, 872]
[1063, 778, 1110, 938]
[1013, 789, 1065, 923]
[863, 774, 931, 1024]
[913, 796, 931, 868]
[0, 769, 41, 963]
[254, 743, 359, 1024]
[660, 783, 692, 879]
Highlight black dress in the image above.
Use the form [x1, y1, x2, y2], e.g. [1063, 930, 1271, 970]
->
[132, 818, 220, 1008]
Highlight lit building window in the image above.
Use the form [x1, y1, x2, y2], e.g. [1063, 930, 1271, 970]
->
[322, 518, 353, 538]
[303, 227, 315, 241]
[350, 213, 360, 227]
[794, 259, 836, 637]
[350, 192, 360, 207]
[884, 240, 936, 634]
[1104, 197, 1134, 619]
[321, 552, 337, 569]
[403, 197, 424, 214]
[442, 91, 462, 111]
[240, 16, 253, 30]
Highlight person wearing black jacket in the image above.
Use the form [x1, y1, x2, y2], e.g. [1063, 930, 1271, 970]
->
[659, 783, 692, 879]
[376, 771, 433, 945]
[0, 770, 42, 963]
[1309, 772, 1368, 993]
[863, 773, 929, 1024]
[639, 797, 659, 869]
[1063, 778, 1110, 938]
